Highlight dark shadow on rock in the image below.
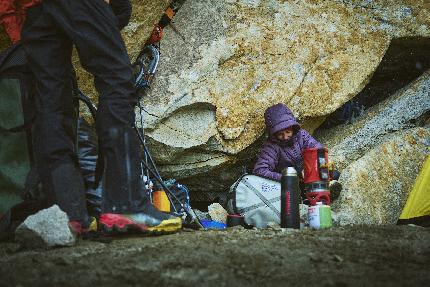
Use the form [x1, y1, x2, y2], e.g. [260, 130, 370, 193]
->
[320, 37, 430, 129]
[184, 133, 266, 209]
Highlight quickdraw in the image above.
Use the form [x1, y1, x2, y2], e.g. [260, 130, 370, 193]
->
[134, 44, 160, 91]
[133, 0, 187, 92]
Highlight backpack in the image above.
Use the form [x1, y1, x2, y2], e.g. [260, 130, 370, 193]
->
[0, 43, 37, 215]
[227, 174, 282, 228]
[159, 178, 200, 226]
[0, 42, 97, 225]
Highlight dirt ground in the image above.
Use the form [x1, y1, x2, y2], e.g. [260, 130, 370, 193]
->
[0, 225, 429, 287]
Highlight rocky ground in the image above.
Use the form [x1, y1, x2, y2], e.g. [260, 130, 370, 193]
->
[0, 225, 429, 287]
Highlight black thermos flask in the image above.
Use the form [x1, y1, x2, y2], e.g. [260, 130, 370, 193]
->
[280, 167, 300, 228]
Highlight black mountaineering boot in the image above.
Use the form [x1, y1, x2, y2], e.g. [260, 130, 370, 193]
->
[49, 162, 89, 221]
[98, 126, 181, 234]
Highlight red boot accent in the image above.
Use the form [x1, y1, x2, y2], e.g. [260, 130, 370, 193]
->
[99, 213, 147, 230]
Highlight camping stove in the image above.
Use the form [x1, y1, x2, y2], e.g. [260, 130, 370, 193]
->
[302, 147, 331, 206]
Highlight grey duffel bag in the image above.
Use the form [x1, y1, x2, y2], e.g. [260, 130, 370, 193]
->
[227, 174, 281, 228]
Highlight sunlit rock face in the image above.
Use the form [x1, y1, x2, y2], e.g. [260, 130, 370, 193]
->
[0, 1, 428, 197]
[319, 71, 430, 225]
[331, 127, 430, 225]
[136, 0, 429, 184]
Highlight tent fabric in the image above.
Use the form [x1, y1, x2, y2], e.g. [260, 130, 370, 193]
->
[398, 154, 430, 226]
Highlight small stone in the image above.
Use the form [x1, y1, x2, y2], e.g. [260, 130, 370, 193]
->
[207, 203, 228, 223]
[333, 254, 344, 262]
[229, 225, 245, 231]
[266, 221, 281, 231]
[308, 252, 323, 262]
[279, 228, 301, 234]
[194, 209, 211, 221]
[15, 205, 76, 248]
[407, 224, 423, 228]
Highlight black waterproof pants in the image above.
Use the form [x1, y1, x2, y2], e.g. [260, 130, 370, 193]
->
[21, 0, 144, 220]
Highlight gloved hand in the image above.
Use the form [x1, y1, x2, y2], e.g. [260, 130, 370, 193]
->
[329, 180, 342, 201]
[110, 0, 132, 30]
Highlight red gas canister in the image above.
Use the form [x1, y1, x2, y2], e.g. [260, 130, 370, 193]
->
[302, 148, 331, 206]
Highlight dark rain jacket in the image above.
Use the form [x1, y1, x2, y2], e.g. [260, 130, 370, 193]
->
[253, 103, 323, 181]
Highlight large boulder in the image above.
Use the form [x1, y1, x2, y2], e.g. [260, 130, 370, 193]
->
[317, 70, 430, 225]
[331, 127, 430, 225]
[317, 70, 430, 170]
[1, 1, 429, 198]
[137, 0, 430, 186]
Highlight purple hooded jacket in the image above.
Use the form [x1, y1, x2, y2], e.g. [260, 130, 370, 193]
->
[253, 103, 323, 181]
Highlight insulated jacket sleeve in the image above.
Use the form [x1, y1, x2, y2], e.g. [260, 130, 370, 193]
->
[110, 0, 132, 30]
[299, 129, 323, 149]
[253, 142, 282, 181]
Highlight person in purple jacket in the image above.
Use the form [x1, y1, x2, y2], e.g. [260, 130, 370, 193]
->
[253, 103, 323, 182]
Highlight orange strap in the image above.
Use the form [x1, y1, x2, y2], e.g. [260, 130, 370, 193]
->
[165, 7, 175, 20]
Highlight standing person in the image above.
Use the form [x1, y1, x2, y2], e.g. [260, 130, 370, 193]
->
[17, 0, 181, 235]
[253, 103, 323, 181]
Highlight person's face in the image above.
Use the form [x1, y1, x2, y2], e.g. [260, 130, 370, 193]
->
[275, 128, 293, 141]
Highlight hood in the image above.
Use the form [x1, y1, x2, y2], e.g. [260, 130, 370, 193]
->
[264, 103, 300, 137]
